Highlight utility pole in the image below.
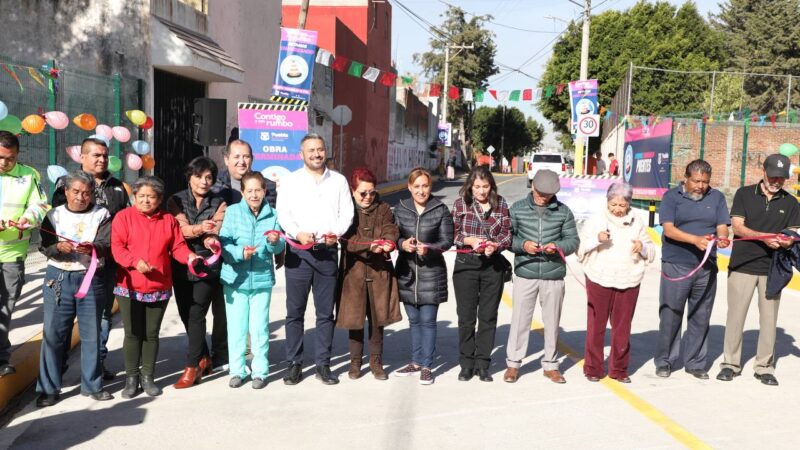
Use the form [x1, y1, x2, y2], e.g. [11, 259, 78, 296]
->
[573, 0, 591, 175]
[500, 104, 506, 172]
[298, 0, 311, 29]
[442, 44, 473, 125]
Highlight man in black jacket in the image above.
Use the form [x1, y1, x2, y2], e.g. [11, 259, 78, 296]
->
[52, 137, 129, 380]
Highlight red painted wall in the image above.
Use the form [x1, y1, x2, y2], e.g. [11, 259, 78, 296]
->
[282, 3, 392, 181]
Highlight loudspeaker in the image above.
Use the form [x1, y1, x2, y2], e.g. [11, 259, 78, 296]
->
[193, 98, 227, 146]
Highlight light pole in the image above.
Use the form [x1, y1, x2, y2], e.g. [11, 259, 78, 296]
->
[572, 0, 591, 175]
[500, 104, 506, 173]
[442, 44, 473, 125]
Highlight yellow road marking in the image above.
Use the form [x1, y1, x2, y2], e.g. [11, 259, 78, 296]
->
[501, 292, 711, 449]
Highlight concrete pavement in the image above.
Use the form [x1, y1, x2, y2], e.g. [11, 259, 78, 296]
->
[1, 174, 799, 449]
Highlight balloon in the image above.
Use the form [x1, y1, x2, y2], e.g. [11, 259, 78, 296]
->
[21, 115, 46, 134]
[87, 134, 111, 148]
[66, 145, 82, 163]
[111, 126, 131, 143]
[95, 124, 113, 140]
[132, 140, 150, 155]
[0, 115, 22, 134]
[108, 155, 122, 172]
[140, 116, 153, 130]
[125, 110, 147, 126]
[44, 111, 69, 130]
[0, 101, 8, 121]
[141, 154, 155, 170]
[73, 113, 97, 131]
[779, 143, 799, 157]
[126, 153, 143, 171]
[46, 165, 68, 184]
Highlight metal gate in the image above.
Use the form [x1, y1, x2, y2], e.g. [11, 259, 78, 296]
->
[153, 69, 205, 197]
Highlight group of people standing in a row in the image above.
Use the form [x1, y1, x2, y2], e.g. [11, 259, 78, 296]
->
[0, 129, 794, 410]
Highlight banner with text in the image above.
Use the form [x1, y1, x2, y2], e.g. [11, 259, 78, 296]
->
[568, 79, 598, 135]
[623, 118, 672, 200]
[238, 103, 308, 182]
[272, 28, 318, 103]
[558, 176, 620, 221]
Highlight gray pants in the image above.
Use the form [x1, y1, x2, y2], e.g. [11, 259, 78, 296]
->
[0, 260, 25, 362]
[654, 263, 716, 371]
[505, 276, 565, 371]
[721, 271, 780, 375]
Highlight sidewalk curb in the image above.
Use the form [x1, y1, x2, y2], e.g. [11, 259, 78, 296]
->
[0, 302, 119, 412]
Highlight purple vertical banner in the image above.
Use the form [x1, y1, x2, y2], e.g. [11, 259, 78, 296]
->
[568, 79, 598, 135]
[623, 118, 673, 200]
[272, 28, 318, 103]
[238, 103, 308, 182]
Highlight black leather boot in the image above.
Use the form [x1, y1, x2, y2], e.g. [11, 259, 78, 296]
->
[121, 376, 140, 399]
[140, 375, 162, 396]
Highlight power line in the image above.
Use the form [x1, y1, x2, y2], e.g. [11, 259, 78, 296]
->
[436, 0, 559, 34]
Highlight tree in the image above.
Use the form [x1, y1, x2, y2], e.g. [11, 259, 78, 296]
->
[538, 1, 728, 145]
[415, 6, 499, 146]
[713, 0, 800, 114]
[471, 106, 543, 164]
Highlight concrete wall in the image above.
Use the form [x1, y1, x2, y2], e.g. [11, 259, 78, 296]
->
[0, 0, 150, 80]
[387, 87, 437, 181]
[309, 63, 335, 158]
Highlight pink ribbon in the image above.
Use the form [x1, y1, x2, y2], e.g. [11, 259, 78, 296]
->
[187, 242, 223, 278]
[17, 221, 97, 299]
[264, 230, 335, 251]
[662, 239, 716, 282]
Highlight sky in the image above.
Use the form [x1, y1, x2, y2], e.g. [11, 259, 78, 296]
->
[390, 0, 720, 148]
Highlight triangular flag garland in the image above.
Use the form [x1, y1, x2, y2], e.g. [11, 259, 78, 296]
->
[463, 88, 473, 102]
[362, 67, 380, 83]
[522, 89, 532, 101]
[429, 83, 442, 98]
[509, 90, 521, 102]
[347, 61, 364, 78]
[331, 56, 350, 72]
[315, 49, 333, 66]
[448, 85, 459, 100]
[378, 72, 397, 87]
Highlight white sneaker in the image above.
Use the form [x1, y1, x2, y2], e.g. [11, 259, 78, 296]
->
[419, 368, 434, 385]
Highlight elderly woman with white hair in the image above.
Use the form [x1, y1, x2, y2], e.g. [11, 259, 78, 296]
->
[576, 182, 655, 383]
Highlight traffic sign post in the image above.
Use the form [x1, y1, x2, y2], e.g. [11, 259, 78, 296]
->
[577, 114, 600, 137]
[332, 105, 352, 173]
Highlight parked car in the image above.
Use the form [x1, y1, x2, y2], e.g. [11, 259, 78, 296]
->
[527, 153, 568, 187]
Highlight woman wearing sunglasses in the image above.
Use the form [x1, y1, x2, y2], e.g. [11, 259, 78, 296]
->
[337, 167, 401, 380]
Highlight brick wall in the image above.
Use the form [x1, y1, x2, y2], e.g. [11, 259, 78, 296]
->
[670, 119, 800, 201]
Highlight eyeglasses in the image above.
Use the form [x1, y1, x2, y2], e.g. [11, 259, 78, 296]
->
[358, 191, 378, 198]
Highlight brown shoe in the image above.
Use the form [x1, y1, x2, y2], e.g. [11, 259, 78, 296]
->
[543, 370, 566, 384]
[173, 367, 202, 389]
[198, 356, 213, 376]
[503, 367, 519, 383]
[369, 355, 388, 380]
[348, 357, 362, 380]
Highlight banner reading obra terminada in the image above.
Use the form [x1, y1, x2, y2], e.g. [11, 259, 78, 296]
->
[623, 118, 673, 200]
[272, 28, 318, 103]
[238, 103, 308, 182]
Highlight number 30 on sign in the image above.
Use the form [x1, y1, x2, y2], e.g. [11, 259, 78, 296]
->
[577, 114, 600, 137]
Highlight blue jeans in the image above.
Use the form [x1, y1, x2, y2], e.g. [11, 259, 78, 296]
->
[37, 265, 103, 395]
[404, 304, 438, 368]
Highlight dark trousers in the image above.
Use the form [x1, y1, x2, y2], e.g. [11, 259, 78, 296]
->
[284, 246, 338, 366]
[174, 277, 227, 366]
[37, 266, 103, 395]
[118, 296, 169, 376]
[452, 254, 504, 370]
[0, 260, 24, 363]
[404, 303, 438, 368]
[655, 263, 717, 371]
[583, 277, 640, 378]
[349, 282, 384, 357]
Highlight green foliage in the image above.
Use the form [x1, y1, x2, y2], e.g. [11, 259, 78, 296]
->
[414, 6, 499, 124]
[712, 0, 800, 113]
[471, 106, 544, 160]
[538, 1, 728, 142]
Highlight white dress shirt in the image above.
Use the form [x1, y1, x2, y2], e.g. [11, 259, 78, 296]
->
[276, 167, 354, 240]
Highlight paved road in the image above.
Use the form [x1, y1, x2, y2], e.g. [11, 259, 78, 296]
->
[2, 174, 800, 449]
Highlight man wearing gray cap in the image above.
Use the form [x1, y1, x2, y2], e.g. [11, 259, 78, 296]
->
[504, 169, 579, 383]
[717, 154, 800, 386]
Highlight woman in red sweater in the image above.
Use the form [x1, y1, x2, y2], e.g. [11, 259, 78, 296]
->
[112, 176, 198, 399]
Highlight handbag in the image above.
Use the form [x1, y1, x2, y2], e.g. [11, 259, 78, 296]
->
[473, 202, 513, 283]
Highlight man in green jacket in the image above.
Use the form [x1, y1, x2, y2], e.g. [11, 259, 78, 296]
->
[0, 131, 50, 377]
[504, 169, 579, 384]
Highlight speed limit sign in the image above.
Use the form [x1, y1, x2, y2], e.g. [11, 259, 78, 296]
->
[577, 114, 600, 137]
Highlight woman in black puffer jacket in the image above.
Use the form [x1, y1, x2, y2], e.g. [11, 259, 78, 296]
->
[393, 167, 454, 385]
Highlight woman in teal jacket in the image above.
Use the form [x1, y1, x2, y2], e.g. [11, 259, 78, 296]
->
[219, 172, 285, 389]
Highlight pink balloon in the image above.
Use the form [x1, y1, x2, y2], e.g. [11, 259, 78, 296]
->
[126, 153, 143, 171]
[95, 124, 113, 140]
[111, 126, 131, 143]
[45, 111, 69, 130]
[67, 145, 82, 163]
